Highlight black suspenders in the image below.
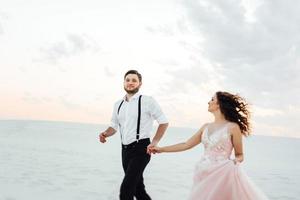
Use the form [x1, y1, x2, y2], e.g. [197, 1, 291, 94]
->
[117, 95, 142, 142]
[136, 95, 142, 141]
[117, 100, 124, 114]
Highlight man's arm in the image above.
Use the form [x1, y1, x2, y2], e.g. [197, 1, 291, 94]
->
[151, 123, 169, 146]
[147, 123, 168, 153]
[99, 127, 117, 143]
[146, 96, 169, 153]
[99, 101, 119, 143]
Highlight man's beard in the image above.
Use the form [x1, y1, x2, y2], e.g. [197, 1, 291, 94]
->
[124, 86, 140, 94]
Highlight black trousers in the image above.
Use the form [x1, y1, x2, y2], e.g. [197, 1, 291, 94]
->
[120, 138, 152, 200]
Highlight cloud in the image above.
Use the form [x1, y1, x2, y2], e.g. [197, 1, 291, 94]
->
[183, 0, 300, 65]
[152, 0, 300, 137]
[154, 39, 225, 97]
[22, 92, 84, 111]
[22, 92, 53, 104]
[104, 66, 115, 77]
[0, 23, 3, 35]
[163, 64, 223, 95]
[59, 96, 83, 110]
[177, 0, 300, 108]
[145, 24, 176, 36]
[17, 66, 29, 73]
[253, 105, 284, 117]
[0, 10, 9, 35]
[37, 33, 100, 64]
[145, 18, 191, 36]
[22, 93, 42, 104]
[253, 104, 300, 137]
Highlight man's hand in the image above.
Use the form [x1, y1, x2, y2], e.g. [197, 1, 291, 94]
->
[99, 132, 107, 143]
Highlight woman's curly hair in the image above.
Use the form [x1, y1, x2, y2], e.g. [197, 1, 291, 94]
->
[216, 91, 251, 136]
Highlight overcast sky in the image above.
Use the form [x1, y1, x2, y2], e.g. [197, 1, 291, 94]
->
[1, 0, 299, 138]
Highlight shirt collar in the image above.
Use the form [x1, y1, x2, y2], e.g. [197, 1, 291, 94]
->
[123, 92, 141, 102]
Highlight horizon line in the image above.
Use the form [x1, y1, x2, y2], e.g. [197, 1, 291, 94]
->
[1, 118, 299, 140]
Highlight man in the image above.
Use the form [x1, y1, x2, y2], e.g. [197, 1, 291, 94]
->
[99, 69, 169, 200]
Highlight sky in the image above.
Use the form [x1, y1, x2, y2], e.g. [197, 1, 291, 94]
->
[1, 0, 300, 138]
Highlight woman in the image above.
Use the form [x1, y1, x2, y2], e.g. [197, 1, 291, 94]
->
[150, 91, 269, 200]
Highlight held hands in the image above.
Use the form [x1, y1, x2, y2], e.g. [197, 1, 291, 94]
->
[147, 143, 163, 155]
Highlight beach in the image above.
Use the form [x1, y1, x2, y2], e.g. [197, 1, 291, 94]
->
[0, 120, 299, 200]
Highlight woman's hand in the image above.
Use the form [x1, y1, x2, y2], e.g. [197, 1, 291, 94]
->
[233, 159, 240, 165]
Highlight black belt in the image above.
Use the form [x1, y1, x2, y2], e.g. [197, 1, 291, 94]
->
[122, 138, 150, 149]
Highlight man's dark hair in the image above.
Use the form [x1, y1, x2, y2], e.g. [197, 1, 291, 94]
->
[124, 70, 142, 82]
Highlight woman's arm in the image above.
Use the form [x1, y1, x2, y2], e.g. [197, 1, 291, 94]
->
[151, 124, 207, 153]
[230, 123, 244, 164]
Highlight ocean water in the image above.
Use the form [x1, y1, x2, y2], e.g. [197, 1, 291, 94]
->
[0, 120, 299, 200]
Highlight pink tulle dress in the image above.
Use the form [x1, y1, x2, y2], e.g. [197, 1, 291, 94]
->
[188, 124, 269, 200]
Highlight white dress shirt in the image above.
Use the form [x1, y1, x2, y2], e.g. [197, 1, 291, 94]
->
[110, 92, 168, 145]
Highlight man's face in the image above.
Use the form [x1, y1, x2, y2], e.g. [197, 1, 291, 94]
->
[123, 74, 142, 94]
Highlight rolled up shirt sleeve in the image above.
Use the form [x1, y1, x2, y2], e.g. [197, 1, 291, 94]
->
[149, 97, 168, 124]
[110, 102, 119, 131]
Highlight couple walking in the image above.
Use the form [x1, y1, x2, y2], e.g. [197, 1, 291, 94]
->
[99, 70, 269, 200]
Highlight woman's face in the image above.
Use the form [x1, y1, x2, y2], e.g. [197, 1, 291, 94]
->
[208, 94, 219, 112]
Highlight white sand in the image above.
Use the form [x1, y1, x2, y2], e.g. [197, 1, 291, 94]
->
[0, 120, 299, 200]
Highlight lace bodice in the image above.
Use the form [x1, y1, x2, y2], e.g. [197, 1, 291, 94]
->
[200, 124, 233, 163]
